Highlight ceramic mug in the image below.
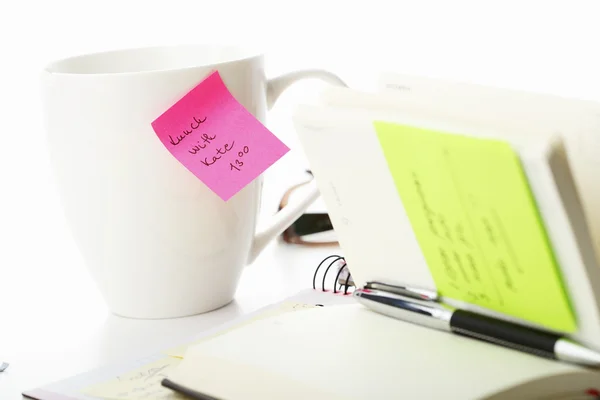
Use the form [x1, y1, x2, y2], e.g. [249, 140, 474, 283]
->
[41, 45, 345, 319]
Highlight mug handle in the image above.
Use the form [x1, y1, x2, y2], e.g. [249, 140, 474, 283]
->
[247, 70, 347, 263]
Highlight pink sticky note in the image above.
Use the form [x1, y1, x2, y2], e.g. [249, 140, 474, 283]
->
[152, 71, 290, 201]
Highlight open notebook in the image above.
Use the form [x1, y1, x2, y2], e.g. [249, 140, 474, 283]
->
[294, 86, 600, 350]
[162, 79, 600, 399]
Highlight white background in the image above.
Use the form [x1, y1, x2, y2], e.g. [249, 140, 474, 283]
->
[2, 0, 600, 397]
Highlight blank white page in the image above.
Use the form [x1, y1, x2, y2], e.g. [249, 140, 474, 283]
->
[292, 105, 435, 291]
[170, 305, 594, 400]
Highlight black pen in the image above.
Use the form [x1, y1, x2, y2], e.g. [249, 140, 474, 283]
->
[354, 288, 600, 367]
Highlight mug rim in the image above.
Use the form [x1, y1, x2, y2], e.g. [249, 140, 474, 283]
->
[43, 44, 264, 76]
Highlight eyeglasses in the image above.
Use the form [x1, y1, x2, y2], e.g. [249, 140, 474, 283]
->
[279, 172, 337, 246]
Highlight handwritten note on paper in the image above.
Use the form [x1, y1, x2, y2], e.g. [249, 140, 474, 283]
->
[81, 357, 186, 400]
[165, 302, 320, 358]
[151, 71, 290, 201]
[374, 122, 576, 332]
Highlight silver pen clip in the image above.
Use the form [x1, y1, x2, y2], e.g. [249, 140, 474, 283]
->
[364, 281, 439, 302]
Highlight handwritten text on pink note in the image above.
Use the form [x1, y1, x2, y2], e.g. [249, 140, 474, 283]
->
[151, 71, 290, 201]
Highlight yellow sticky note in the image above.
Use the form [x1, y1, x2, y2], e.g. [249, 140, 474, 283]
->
[374, 121, 575, 332]
[164, 302, 319, 358]
[81, 357, 186, 400]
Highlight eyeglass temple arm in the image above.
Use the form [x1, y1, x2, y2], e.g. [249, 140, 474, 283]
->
[248, 180, 320, 264]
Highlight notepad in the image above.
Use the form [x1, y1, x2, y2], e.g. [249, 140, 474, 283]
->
[151, 71, 290, 201]
[82, 357, 185, 400]
[374, 121, 576, 332]
[78, 302, 323, 400]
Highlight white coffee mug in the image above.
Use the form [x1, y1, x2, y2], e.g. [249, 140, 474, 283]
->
[41, 45, 345, 319]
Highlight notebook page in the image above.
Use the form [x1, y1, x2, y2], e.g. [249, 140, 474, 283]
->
[169, 305, 592, 400]
[374, 122, 575, 332]
[293, 103, 548, 295]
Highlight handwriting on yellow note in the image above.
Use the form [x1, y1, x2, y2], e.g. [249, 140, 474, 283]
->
[165, 302, 319, 358]
[374, 121, 575, 332]
[81, 357, 186, 400]
[81, 303, 319, 400]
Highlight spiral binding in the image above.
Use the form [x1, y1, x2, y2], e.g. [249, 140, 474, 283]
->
[312, 255, 354, 294]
